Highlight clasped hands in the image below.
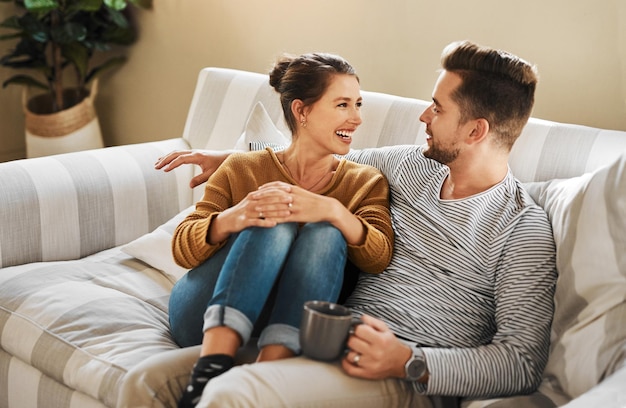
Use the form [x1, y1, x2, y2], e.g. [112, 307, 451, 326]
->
[230, 181, 334, 228]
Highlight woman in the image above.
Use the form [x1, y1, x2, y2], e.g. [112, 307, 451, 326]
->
[169, 52, 394, 407]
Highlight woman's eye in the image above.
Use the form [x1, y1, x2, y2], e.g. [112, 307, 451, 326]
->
[356, 102, 362, 108]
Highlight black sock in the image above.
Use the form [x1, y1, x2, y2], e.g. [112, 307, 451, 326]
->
[178, 354, 235, 408]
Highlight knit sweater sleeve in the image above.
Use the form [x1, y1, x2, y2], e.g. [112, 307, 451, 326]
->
[338, 162, 394, 274]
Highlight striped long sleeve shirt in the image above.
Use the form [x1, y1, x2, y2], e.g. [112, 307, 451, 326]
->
[345, 145, 557, 398]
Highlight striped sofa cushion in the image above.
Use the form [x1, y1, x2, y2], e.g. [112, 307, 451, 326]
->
[0, 248, 179, 408]
[0, 138, 194, 269]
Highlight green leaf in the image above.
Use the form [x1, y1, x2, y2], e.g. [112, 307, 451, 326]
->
[75, 0, 103, 12]
[0, 33, 22, 41]
[85, 55, 125, 83]
[104, 0, 127, 11]
[18, 13, 49, 42]
[0, 16, 21, 30]
[128, 0, 152, 9]
[62, 42, 89, 80]
[50, 22, 86, 44]
[24, 0, 59, 13]
[105, 8, 129, 28]
[2, 74, 48, 90]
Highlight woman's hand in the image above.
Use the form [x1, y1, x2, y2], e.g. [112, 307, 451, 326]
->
[341, 314, 412, 380]
[254, 181, 337, 224]
[154, 149, 231, 188]
[207, 186, 293, 243]
[255, 181, 367, 245]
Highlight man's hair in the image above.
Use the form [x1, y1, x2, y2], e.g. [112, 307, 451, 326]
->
[269, 53, 358, 134]
[441, 41, 538, 150]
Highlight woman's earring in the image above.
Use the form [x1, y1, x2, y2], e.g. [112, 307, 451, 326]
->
[300, 119, 307, 128]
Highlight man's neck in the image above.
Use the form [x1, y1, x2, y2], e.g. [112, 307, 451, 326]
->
[440, 155, 509, 200]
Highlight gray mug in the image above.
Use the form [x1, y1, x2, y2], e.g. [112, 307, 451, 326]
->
[299, 300, 355, 361]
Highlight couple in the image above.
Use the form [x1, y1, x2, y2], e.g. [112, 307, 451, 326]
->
[156, 41, 557, 408]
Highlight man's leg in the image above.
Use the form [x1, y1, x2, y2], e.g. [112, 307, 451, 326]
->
[197, 356, 432, 408]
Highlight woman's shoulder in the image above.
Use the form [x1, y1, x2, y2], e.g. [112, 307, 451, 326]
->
[226, 149, 273, 166]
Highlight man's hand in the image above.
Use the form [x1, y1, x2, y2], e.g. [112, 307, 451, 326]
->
[154, 149, 231, 188]
[342, 314, 412, 380]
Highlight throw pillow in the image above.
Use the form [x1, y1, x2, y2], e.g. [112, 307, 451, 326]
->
[233, 101, 290, 151]
[524, 153, 626, 399]
[121, 206, 194, 282]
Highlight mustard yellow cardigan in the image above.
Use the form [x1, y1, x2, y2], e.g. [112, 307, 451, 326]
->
[172, 148, 394, 274]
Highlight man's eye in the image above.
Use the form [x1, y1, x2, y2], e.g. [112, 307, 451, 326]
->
[338, 103, 348, 107]
[356, 102, 363, 108]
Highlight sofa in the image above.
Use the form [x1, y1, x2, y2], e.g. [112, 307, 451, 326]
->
[0, 67, 625, 408]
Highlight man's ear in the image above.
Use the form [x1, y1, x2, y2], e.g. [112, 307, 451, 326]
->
[467, 118, 490, 145]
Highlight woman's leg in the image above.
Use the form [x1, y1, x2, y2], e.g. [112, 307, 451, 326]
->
[258, 222, 348, 357]
[203, 223, 299, 346]
[169, 237, 234, 348]
[177, 223, 298, 407]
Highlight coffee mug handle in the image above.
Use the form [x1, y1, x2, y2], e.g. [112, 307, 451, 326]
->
[349, 317, 363, 335]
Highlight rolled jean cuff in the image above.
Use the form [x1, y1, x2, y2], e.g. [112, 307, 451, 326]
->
[203, 305, 254, 344]
[258, 323, 301, 354]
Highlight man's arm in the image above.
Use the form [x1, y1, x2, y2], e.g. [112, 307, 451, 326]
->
[422, 207, 557, 397]
[342, 207, 557, 398]
[154, 149, 236, 188]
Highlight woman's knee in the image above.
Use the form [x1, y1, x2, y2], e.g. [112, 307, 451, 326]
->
[240, 223, 298, 243]
[296, 222, 347, 260]
[301, 222, 346, 247]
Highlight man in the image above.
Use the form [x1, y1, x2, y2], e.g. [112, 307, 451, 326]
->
[155, 41, 557, 407]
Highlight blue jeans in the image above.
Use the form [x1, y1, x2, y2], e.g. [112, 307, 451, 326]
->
[169, 222, 348, 354]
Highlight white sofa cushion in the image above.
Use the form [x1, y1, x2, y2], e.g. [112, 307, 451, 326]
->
[525, 153, 626, 399]
[234, 101, 290, 150]
[121, 205, 195, 282]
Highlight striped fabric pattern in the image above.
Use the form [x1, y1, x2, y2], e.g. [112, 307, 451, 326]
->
[1, 67, 625, 408]
[0, 249, 181, 408]
[0, 139, 194, 269]
[344, 145, 557, 397]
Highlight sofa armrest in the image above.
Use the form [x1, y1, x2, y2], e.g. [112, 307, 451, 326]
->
[0, 138, 194, 268]
[561, 365, 626, 408]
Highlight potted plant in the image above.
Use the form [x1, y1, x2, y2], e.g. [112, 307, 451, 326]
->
[0, 0, 152, 157]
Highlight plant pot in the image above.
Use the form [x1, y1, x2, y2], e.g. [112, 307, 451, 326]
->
[23, 80, 104, 158]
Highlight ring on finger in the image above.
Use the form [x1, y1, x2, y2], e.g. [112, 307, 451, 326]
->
[288, 202, 293, 208]
[352, 353, 361, 366]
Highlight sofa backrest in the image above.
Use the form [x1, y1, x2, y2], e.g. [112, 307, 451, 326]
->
[0, 139, 194, 268]
[183, 67, 626, 184]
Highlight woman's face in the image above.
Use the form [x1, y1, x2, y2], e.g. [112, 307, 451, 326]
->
[300, 74, 362, 156]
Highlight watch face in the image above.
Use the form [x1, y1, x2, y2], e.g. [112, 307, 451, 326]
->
[407, 357, 425, 378]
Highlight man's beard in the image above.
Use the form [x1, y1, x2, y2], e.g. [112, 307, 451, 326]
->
[423, 140, 460, 165]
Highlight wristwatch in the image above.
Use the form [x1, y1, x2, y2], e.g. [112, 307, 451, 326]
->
[404, 346, 427, 381]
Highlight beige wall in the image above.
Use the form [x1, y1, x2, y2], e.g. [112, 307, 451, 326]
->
[1, 0, 625, 160]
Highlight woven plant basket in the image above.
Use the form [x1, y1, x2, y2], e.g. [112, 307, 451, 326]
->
[24, 80, 104, 158]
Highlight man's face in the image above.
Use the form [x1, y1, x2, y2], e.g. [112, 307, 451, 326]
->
[419, 71, 472, 165]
